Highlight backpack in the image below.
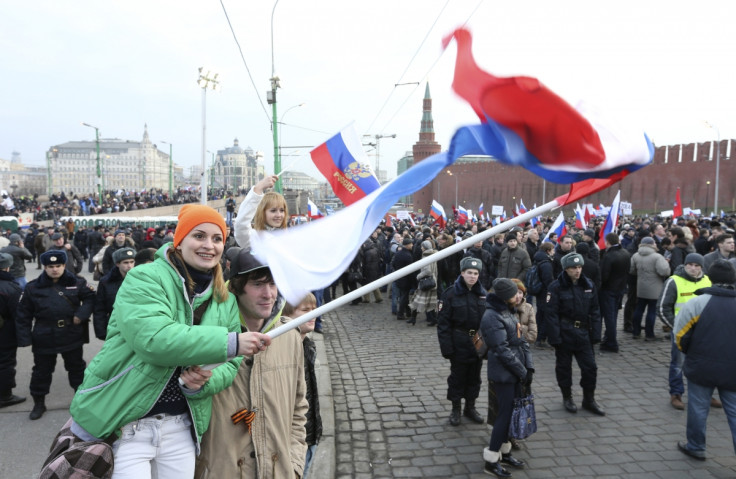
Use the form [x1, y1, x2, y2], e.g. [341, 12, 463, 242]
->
[525, 263, 543, 295]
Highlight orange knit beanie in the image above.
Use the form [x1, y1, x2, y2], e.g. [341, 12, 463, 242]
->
[173, 204, 227, 247]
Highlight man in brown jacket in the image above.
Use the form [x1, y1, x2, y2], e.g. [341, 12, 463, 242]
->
[195, 250, 307, 479]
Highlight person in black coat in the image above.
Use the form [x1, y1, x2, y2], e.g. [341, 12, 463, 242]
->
[463, 238, 494, 290]
[546, 253, 605, 416]
[0, 253, 25, 408]
[598, 233, 631, 352]
[360, 239, 383, 303]
[391, 238, 416, 320]
[532, 243, 556, 348]
[437, 257, 488, 427]
[575, 243, 601, 292]
[16, 250, 95, 420]
[93, 248, 136, 340]
[479, 278, 532, 477]
[86, 225, 105, 273]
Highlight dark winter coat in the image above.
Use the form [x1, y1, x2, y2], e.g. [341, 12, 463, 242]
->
[303, 336, 323, 446]
[0, 271, 22, 349]
[360, 240, 383, 283]
[0, 243, 32, 279]
[86, 230, 105, 255]
[93, 267, 125, 340]
[437, 246, 463, 290]
[391, 247, 416, 290]
[599, 244, 630, 293]
[16, 270, 95, 354]
[546, 271, 602, 346]
[436, 276, 488, 363]
[675, 285, 736, 391]
[552, 243, 576, 278]
[480, 294, 533, 384]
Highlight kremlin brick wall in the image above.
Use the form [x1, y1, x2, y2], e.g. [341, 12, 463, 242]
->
[413, 140, 735, 217]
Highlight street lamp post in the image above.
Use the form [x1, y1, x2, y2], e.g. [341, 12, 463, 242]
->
[198, 68, 219, 205]
[161, 141, 173, 198]
[45, 148, 56, 196]
[81, 122, 102, 201]
[705, 180, 711, 215]
[446, 170, 457, 207]
[269, 0, 282, 193]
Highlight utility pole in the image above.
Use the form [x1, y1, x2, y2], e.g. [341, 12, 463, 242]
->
[81, 123, 102, 201]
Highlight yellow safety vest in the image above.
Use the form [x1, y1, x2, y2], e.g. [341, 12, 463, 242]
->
[672, 274, 711, 315]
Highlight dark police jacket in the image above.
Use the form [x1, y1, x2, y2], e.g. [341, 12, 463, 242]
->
[437, 276, 487, 363]
[0, 270, 22, 349]
[546, 271, 601, 346]
[16, 269, 95, 354]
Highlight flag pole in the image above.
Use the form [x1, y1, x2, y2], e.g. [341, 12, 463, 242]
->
[266, 198, 563, 339]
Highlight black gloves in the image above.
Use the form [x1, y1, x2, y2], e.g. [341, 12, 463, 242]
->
[525, 369, 534, 386]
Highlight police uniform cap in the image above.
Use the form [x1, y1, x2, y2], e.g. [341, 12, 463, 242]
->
[41, 250, 67, 266]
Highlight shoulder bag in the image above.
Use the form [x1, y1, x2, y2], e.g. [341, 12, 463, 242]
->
[39, 417, 116, 479]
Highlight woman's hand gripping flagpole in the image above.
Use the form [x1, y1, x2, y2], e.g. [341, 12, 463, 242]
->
[266, 199, 562, 340]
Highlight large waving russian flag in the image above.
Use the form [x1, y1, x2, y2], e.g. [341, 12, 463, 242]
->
[443, 28, 654, 184]
[311, 124, 380, 206]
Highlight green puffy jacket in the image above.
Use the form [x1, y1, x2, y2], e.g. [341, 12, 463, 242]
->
[70, 244, 242, 444]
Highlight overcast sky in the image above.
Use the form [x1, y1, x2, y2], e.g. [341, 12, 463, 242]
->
[2, 1, 735, 185]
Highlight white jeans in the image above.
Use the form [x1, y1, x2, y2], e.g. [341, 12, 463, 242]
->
[112, 413, 195, 479]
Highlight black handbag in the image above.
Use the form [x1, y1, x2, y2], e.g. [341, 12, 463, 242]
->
[418, 275, 436, 291]
[508, 392, 537, 440]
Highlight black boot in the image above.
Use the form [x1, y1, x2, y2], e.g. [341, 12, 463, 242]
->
[426, 310, 438, 326]
[500, 442, 525, 468]
[463, 399, 484, 424]
[483, 448, 512, 477]
[561, 387, 577, 413]
[449, 400, 461, 426]
[0, 389, 26, 408]
[407, 311, 417, 325]
[582, 388, 606, 416]
[29, 395, 46, 420]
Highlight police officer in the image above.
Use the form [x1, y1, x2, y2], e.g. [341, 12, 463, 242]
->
[546, 252, 605, 416]
[0, 253, 24, 408]
[93, 247, 136, 340]
[437, 257, 488, 426]
[16, 250, 95, 420]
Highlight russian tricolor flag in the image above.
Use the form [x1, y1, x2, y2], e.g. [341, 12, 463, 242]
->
[597, 190, 621, 250]
[518, 199, 527, 215]
[310, 124, 380, 206]
[478, 202, 484, 217]
[543, 211, 567, 243]
[443, 28, 654, 185]
[574, 204, 587, 230]
[457, 205, 469, 225]
[307, 199, 324, 219]
[430, 200, 446, 228]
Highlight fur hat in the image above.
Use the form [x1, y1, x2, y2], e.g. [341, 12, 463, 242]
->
[112, 247, 136, 264]
[640, 237, 656, 246]
[492, 278, 518, 301]
[173, 204, 227, 248]
[460, 256, 482, 272]
[41, 250, 67, 266]
[561, 252, 584, 269]
[708, 259, 736, 285]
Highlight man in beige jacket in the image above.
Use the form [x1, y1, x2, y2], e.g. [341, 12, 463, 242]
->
[195, 249, 307, 478]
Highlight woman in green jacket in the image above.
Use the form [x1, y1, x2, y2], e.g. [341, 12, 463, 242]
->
[69, 205, 272, 479]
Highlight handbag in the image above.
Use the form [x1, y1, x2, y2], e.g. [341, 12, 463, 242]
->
[472, 331, 488, 358]
[418, 275, 436, 291]
[39, 417, 116, 479]
[347, 270, 363, 284]
[508, 392, 537, 440]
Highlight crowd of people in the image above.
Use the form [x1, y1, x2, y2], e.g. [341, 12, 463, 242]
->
[0, 187, 214, 223]
[1, 177, 735, 476]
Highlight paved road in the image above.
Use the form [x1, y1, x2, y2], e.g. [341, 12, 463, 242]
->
[2, 263, 735, 478]
[322, 298, 736, 479]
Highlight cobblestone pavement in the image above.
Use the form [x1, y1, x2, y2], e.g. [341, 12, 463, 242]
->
[322, 298, 736, 479]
